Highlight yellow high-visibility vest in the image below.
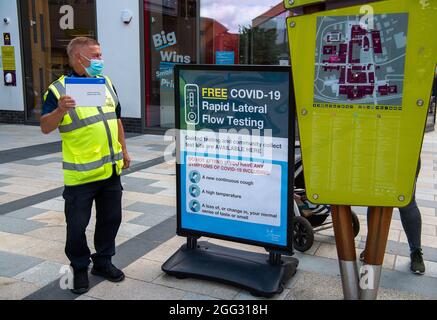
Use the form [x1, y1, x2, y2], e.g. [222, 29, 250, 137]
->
[44, 75, 124, 186]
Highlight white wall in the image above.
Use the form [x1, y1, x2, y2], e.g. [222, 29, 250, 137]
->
[0, 0, 24, 111]
[96, 0, 142, 119]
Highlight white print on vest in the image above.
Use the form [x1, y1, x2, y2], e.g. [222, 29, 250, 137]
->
[359, 5, 374, 31]
[59, 265, 74, 290]
[59, 5, 74, 30]
[359, 265, 375, 290]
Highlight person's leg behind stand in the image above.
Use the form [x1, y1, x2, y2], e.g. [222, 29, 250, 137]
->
[399, 195, 425, 274]
[362, 160, 424, 274]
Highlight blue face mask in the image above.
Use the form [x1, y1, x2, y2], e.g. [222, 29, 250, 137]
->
[80, 54, 104, 77]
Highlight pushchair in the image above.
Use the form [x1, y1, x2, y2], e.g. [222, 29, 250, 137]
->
[292, 144, 360, 252]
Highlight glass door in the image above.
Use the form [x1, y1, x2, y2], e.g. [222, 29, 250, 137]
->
[143, 0, 290, 130]
[20, 0, 97, 122]
[145, 0, 199, 129]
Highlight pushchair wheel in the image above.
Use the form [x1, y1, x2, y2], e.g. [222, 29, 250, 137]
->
[351, 211, 360, 238]
[292, 216, 314, 252]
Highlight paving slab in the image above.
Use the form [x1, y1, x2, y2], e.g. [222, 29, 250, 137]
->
[128, 211, 171, 227]
[86, 277, 186, 300]
[19, 240, 69, 265]
[0, 277, 42, 300]
[14, 261, 65, 287]
[4, 207, 48, 219]
[117, 223, 150, 239]
[121, 176, 158, 187]
[0, 232, 47, 254]
[0, 216, 46, 234]
[234, 289, 291, 301]
[32, 199, 65, 212]
[123, 258, 164, 283]
[30, 211, 66, 226]
[153, 274, 240, 300]
[125, 202, 176, 217]
[75, 295, 101, 301]
[25, 225, 67, 243]
[121, 184, 166, 195]
[0, 251, 44, 278]
[286, 271, 431, 300]
[182, 292, 220, 300]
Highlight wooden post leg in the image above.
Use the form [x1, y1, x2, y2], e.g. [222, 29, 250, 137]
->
[331, 205, 360, 300]
[360, 207, 393, 300]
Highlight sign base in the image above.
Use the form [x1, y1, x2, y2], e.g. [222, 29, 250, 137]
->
[162, 241, 299, 298]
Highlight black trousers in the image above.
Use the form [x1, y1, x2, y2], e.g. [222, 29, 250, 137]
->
[63, 167, 123, 270]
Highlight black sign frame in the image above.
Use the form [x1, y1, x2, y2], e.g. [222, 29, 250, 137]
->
[174, 64, 297, 254]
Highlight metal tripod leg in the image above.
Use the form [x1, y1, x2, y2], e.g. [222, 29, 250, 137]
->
[332, 205, 360, 300]
[360, 207, 393, 300]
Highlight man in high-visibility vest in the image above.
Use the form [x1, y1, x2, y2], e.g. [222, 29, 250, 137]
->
[40, 37, 131, 294]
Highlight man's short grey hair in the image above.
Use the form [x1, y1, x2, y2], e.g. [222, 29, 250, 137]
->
[66, 37, 100, 62]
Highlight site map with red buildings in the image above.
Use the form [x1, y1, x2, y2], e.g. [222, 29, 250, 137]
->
[314, 13, 408, 109]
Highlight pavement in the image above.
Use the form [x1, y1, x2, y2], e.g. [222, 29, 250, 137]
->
[0, 123, 436, 300]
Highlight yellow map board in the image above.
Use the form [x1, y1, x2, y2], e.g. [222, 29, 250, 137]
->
[287, 0, 437, 206]
[284, 0, 326, 10]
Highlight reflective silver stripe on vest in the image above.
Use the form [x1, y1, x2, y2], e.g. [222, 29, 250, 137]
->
[98, 107, 116, 164]
[50, 79, 84, 127]
[105, 81, 119, 106]
[52, 80, 66, 97]
[59, 112, 117, 133]
[63, 152, 123, 172]
[52, 80, 66, 96]
[68, 108, 81, 125]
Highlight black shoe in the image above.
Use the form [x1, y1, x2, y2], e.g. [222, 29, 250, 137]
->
[410, 249, 425, 275]
[91, 263, 125, 282]
[71, 268, 89, 295]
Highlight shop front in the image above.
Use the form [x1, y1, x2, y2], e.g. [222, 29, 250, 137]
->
[2, 0, 291, 132]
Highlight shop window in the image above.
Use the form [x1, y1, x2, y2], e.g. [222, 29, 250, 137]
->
[200, 1, 289, 65]
[144, 0, 290, 129]
[146, 0, 198, 128]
